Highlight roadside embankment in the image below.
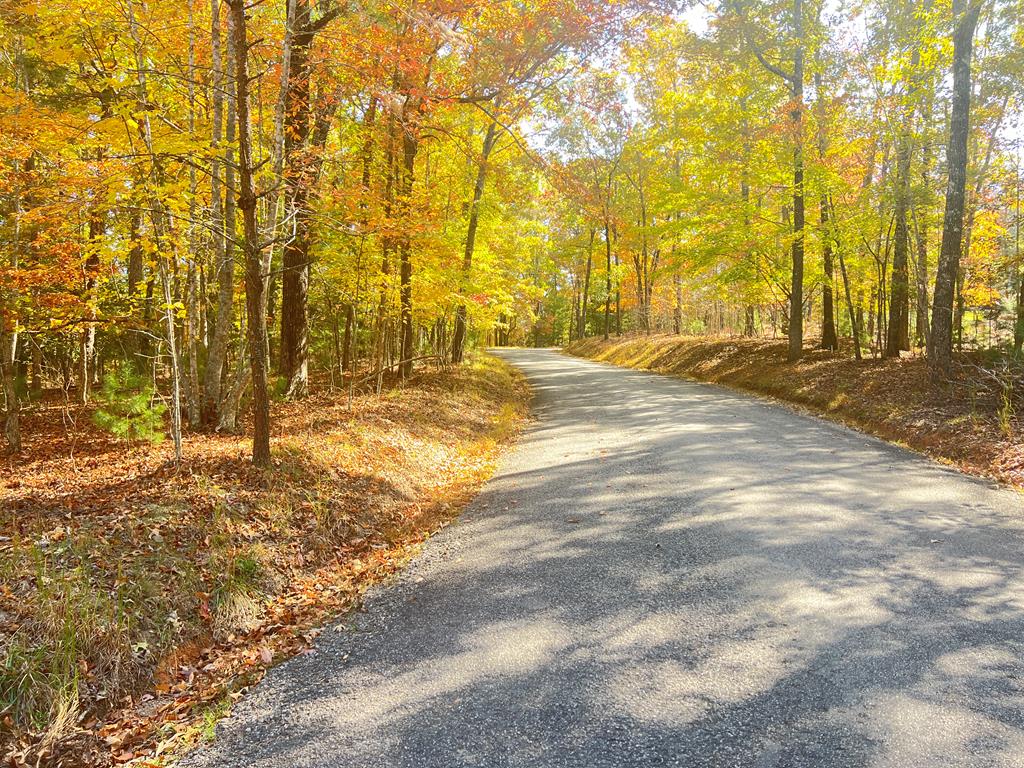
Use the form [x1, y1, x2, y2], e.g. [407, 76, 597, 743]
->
[568, 335, 1023, 490]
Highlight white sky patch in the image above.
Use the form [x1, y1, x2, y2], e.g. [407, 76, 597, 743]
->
[678, 3, 711, 36]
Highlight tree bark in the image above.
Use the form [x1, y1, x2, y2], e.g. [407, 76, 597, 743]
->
[914, 97, 933, 348]
[603, 217, 612, 341]
[674, 271, 683, 335]
[452, 119, 498, 363]
[80, 191, 106, 404]
[886, 42, 920, 357]
[928, 1, 980, 374]
[1015, 149, 1023, 353]
[280, 0, 333, 398]
[228, 0, 272, 467]
[579, 228, 594, 340]
[399, 128, 418, 379]
[128, 0, 183, 461]
[184, 2, 202, 427]
[815, 72, 837, 351]
[787, 0, 805, 362]
[1, 169, 21, 453]
[202, 0, 236, 428]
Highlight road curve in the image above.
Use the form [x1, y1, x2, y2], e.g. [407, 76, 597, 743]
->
[187, 348, 1024, 768]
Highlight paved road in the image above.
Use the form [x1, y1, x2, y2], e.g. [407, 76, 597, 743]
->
[188, 349, 1024, 768]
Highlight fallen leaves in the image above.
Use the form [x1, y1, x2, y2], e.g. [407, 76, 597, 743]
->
[1, 358, 530, 767]
[570, 335, 1024, 490]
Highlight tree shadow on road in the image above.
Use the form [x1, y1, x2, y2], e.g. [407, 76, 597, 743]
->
[188, 352, 1024, 768]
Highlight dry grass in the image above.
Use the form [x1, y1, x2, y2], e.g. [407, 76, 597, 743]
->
[568, 334, 1024, 489]
[0, 354, 529, 766]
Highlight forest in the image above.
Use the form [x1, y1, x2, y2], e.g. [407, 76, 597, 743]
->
[2, 0, 1024, 762]
[1, 0, 1023, 464]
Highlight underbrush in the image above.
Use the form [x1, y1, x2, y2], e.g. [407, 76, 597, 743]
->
[568, 335, 1024, 489]
[0, 354, 529, 766]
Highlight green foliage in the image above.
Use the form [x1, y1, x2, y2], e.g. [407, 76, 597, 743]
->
[199, 696, 233, 742]
[92, 364, 167, 444]
[0, 636, 78, 731]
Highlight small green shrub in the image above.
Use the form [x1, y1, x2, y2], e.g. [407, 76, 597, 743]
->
[92, 364, 166, 444]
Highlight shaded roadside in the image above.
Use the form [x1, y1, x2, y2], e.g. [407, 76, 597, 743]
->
[568, 335, 1024, 490]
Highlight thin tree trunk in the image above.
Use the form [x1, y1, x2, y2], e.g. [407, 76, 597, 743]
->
[184, 2, 202, 426]
[788, 0, 805, 362]
[0, 326, 17, 454]
[342, 303, 354, 372]
[1014, 147, 1023, 353]
[452, 119, 498, 363]
[80, 206, 103, 404]
[614, 230, 621, 337]
[815, 72, 838, 351]
[749, 0, 805, 359]
[886, 43, 920, 357]
[399, 128, 418, 379]
[128, 0, 183, 461]
[955, 91, 1009, 352]
[217, 332, 250, 433]
[914, 97, 933, 348]
[603, 218, 612, 341]
[674, 271, 683, 335]
[837, 247, 862, 361]
[580, 228, 594, 339]
[1, 159, 22, 452]
[202, 0, 235, 427]
[823, 198, 862, 360]
[374, 118, 397, 391]
[228, 0, 271, 466]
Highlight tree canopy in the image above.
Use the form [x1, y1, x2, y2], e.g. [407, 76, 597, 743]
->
[1, 0, 1022, 463]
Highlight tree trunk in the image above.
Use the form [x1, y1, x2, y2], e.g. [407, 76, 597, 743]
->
[579, 228, 594, 340]
[814, 72, 838, 351]
[80, 209, 103, 404]
[674, 271, 683, 335]
[1, 192, 20, 452]
[228, 0, 271, 467]
[1015, 271, 1024, 354]
[615, 238, 621, 337]
[743, 305, 755, 337]
[128, 0, 183, 461]
[217, 332, 250, 433]
[886, 45, 919, 357]
[202, 0, 235, 427]
[1015, 151, 1023, 353]
[837, 245, 862, 361]
[914, 100, 933, 348]
[342, 303, 354, 372]
[184, 4, 202, 427]
[928, 1, 980, 374]
[280, 0, 328, 398]
[603, 218, 612, 340]
[0, 326, 17, 454]
[787, 0, 805, 362]
[399, 128, 418, 379]
[452, 119, 498, 363]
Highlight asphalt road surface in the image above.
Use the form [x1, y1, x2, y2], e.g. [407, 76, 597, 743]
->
[187, 348, 1024, 768]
